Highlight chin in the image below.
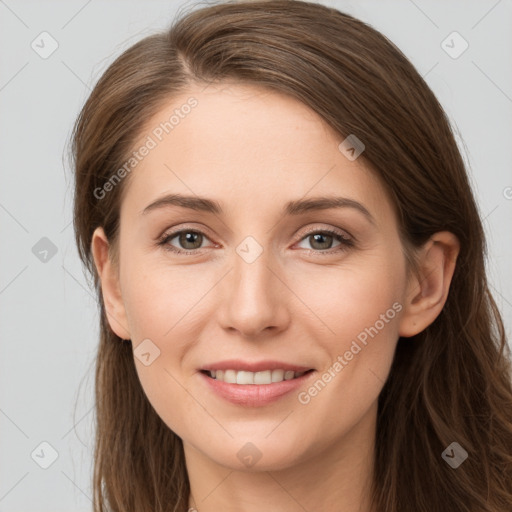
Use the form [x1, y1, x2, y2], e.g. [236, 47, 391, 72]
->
[199, 437, 308, 472]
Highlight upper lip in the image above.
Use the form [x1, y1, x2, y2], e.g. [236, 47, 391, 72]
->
[200, 360, 314, 373]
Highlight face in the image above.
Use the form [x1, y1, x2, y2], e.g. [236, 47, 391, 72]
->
[95, 82, 413, 471]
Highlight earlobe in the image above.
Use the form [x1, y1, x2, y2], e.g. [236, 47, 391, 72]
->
[91, 227, 131, 340]
[398, 231, 460, 338]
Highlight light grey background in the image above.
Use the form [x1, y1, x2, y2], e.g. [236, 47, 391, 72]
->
[1, 0, 511, 510]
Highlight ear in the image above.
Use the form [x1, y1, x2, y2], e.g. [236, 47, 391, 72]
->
[398, 231, 460, 337]
[91, 227, 131, 340]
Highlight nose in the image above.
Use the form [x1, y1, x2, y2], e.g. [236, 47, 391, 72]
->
[217, 246, 291, 339]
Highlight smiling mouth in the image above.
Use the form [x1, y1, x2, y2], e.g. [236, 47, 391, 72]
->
[200, 368, 315, 385]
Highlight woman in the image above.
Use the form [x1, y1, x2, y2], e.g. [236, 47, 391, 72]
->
[71, 1, 512, 511]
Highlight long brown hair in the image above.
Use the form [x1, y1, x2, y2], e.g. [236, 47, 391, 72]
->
[70, 1, 512, 510]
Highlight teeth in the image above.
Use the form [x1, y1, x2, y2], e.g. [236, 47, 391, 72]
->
[224, 370, 237, 384]
[207, 369, 308, 384]
[237, 371, 254, 384]
[272, 369, 284, 382]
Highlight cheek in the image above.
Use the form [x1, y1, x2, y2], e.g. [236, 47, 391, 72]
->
[290, 254, 404, 408]
[120, 257, 209, 341]
[291, 254, 404, 344]
[120, 259, 208, 434]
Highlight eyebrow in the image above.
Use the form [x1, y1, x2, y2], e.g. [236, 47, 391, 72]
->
[141, 193, 375, 225]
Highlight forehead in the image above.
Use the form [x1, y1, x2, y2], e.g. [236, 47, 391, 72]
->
[120, 82, 392, 224]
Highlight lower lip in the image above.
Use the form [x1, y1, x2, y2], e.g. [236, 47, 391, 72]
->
[199, 370, 316, 407]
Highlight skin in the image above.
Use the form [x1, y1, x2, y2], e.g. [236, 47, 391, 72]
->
[92, 82, 459, 512]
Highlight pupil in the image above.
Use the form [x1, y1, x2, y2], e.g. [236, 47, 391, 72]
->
[312, 233, 332, 250]
[181, 232, 201, 249]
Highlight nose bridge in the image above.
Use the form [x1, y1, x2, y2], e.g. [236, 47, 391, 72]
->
[234, 237, 276, 309]
[234, 240, 272, 296]
[218, 234, 288, 336]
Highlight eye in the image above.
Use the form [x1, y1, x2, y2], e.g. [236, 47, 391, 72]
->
[157, 226, 354, 256]
[295, 228, 353, 254]
[158, 229, 213, 254]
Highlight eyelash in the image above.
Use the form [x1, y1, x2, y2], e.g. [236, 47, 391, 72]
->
[157, 226, 354, 256]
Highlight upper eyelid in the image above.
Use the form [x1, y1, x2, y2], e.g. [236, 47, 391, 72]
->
[160, 225, 215, 244]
